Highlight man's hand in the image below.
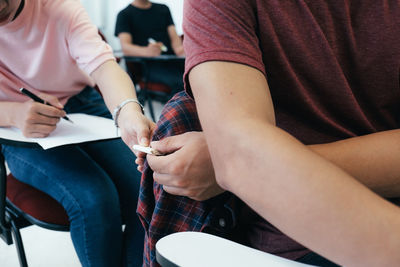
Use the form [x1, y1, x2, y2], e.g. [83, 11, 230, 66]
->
[13, 92, 65, 138]
[146, 132, 224, 201]
[144, 43, 163, 57]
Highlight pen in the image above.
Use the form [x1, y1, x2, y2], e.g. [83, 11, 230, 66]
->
[148, 38, 168, 53]
[19, 87, 73, 123]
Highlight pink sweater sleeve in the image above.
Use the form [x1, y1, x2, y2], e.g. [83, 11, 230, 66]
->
[65, 2, 115, 75]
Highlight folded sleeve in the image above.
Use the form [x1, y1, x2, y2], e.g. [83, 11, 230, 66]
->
[115, 10, 131, 37]
[183, 0, 265, 94]
[164, 5, 174, 27]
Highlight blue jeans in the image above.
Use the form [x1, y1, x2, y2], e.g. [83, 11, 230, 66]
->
[2, 87, 143, 267]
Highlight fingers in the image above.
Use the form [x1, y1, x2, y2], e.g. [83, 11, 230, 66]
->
[34, 103, 66, 118]
[147, 153, 174, 175]
[135, 119, 156, 146]
[149, 43, 162, 49]
[37, 93, 64, 109]
[162, 185, 201, 201]
[153, 172, 187, 188]
[135, 156, 146, 172]
[22, 123, 58, 138]
[151, 135, 183, 155]
[26, 110, 61, 126]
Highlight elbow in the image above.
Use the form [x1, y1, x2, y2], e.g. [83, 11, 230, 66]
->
[214, 172, 231, 192]
[212, 152, 243, 193]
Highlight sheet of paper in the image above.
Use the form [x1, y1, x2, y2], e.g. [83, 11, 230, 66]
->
[0, 113, 120, 149]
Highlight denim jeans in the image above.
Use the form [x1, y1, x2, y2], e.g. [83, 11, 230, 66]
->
[2, 87, 144, 267]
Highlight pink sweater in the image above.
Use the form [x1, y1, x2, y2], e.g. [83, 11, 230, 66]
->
[0, 0, 115, 104]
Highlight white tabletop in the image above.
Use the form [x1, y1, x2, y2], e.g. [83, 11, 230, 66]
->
[156, 232, 316, 267]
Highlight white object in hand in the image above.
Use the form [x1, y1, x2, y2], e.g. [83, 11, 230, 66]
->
[148, 38, 168, 52]
[132, 144, 163, 156]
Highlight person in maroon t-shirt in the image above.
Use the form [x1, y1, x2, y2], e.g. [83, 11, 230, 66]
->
[138, 0, 400, 266]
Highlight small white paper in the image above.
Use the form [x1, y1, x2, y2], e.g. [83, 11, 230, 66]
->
[132, 144, 154, 154]
[0, 113, 120, 149]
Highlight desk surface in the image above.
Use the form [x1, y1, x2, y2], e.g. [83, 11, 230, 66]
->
[156, 232, 315, 267]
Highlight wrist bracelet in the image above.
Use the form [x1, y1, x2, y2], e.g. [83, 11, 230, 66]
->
[112, 98, 144, 128]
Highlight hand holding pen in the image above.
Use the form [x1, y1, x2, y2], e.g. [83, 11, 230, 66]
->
[148, 38, 168, 53]
[20, 88, 73, 123]
[15, 88, 72, 138]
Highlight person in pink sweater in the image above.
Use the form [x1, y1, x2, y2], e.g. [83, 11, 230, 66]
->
[0, 0, 154, 266]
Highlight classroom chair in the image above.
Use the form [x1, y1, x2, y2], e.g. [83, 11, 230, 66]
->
[0, 140, 69, 267]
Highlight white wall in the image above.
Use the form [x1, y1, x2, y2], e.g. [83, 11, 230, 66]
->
[80, 0, 184, 51]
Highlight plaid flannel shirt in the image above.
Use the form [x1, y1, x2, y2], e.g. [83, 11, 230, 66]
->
[137, 91, 241, 266]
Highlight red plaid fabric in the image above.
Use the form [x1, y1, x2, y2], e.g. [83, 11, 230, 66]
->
[137, 91, 240, 266]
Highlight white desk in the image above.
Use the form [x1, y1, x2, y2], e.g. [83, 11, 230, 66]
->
[156, 232, 316, 267]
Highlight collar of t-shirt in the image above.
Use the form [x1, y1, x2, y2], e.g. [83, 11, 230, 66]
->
[12, 0, 25, 21]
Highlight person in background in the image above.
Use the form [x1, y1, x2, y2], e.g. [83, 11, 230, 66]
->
[0, 0, 155, 266]
[137, 0, 400, 266]
[115, 0, 185, 95]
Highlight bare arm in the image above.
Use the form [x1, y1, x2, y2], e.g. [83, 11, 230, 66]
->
[167, 25, 184, 56]
[189, 61, 400, 266]
[118, 33, 162, 57]
[91, 60, 155, 147]
[310, 131, 400, 198]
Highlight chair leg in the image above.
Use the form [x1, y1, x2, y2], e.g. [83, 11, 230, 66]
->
[10, 219, 28, 267]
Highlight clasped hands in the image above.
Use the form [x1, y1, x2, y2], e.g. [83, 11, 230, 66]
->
[135, 131, 225, 201]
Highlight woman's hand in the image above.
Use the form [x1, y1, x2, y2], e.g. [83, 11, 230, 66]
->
[13, 92, 65, 138]
[117, 103, 156, 156]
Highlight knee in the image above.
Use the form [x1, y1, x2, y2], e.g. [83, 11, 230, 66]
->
[64, 186, 121, 227]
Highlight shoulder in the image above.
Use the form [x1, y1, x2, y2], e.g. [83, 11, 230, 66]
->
[152, 3, 171, 13]
[185, 0, 254, 12]
[117, 4, 134, 17]
[184, 0, 257, 27]
[40, 0, 86, 27]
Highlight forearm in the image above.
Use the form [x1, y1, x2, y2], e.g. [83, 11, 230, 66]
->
[172, 42, 184, 56]
[91, 60, 141, 114]
[309, 130, 400, 197]
[0, 101, 22, 127]
[212, 118, 400, 267]
[121, 42, 152, 57]
[168, 26, 184, 56]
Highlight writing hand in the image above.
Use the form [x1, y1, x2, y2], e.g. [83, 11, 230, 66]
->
[146, 131, 224, 201]
[145, 43, 162, 57]
[13, 92, 66, 138]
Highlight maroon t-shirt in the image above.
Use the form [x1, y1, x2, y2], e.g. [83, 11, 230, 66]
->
[184, 0, 400, 260]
